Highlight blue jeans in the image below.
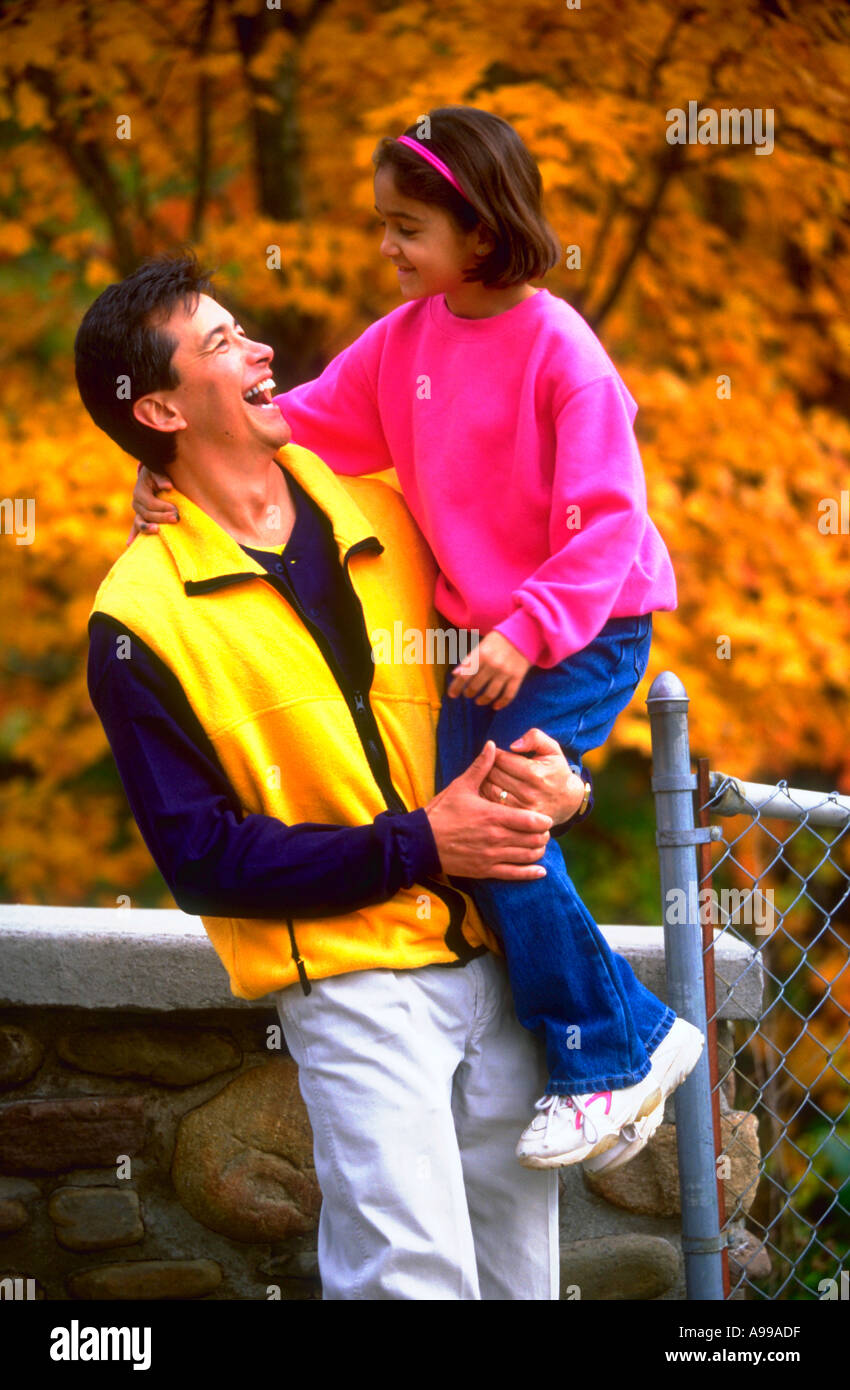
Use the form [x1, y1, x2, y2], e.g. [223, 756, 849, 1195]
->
[436, 615, 675, 1094]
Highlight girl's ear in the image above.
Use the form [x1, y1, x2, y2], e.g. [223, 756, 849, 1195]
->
[474, 224, 496, 257]
[132, 394, 187, 435]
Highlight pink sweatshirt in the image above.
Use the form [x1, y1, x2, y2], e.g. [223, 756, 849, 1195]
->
[273, 288, 676, 668]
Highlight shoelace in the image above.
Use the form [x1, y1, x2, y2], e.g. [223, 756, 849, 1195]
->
[534, 1092, 609, 1147]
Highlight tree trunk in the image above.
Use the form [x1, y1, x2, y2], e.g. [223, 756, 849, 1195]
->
[231, 7, 303, 221]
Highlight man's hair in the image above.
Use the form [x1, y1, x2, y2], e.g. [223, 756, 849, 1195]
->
[373, 107, 560, 289]
[74, 253, 213, 471]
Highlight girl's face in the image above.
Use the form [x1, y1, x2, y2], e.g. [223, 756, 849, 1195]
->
[374, 166, 491, 301]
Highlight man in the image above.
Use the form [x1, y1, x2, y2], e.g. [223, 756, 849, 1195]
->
[76, 255, 587, 1301]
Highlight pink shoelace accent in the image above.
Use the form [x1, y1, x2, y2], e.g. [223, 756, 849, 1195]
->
[534, 1089, 613, 1146]
[571, 1091, 613, 1133]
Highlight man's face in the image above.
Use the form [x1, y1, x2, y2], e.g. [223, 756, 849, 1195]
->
[144, 293, 292, 455]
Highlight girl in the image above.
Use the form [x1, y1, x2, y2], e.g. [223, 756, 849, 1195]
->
[133, 106, 703, 1171]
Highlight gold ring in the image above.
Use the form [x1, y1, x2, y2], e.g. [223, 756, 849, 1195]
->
[498, 789, 508, 803]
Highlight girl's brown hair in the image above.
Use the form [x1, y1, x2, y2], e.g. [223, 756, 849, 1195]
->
[373, 106, 560, 288]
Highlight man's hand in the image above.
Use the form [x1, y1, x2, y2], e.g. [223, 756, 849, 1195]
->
[447, 631, 531, 708]
[480, 727, 586, 825]
[425, 741, 552, 880]
[126, 466, 180, 546]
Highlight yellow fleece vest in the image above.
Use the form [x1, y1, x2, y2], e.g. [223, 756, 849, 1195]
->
[90, 445, 497, 998]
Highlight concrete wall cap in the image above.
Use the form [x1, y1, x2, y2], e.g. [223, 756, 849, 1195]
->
[0, 906, 762, 1017]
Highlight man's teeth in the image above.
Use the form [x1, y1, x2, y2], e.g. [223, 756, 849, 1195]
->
[243, 377, 276, 402]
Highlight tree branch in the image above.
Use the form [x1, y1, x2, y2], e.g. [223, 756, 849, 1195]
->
[578, 6, 703, 310]
[588, 138, 687, 328]
[300, 0, 335, 35]
[22, 67, 139, 275]
[114, 60, 195, 170]
[191, 0, 217, 240]
[645, 5, 707, 101]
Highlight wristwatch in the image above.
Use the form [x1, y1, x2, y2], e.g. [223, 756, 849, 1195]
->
[558, 762, 593, 832]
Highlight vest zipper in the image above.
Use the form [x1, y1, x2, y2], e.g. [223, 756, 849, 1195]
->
[257, 569, 388, 994]
[286, 918, 312, 997]
[257, 558, 482, 975]
[340, 552, 482, 966]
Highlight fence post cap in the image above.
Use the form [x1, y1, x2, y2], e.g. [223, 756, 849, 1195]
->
[646, 670, 689, 705]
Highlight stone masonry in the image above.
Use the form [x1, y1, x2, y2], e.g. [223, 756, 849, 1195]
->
[0, 906, 765, 1301]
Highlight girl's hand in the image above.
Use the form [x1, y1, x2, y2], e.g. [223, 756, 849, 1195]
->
[132, 466, 179, 532]
[447, 631, 531, 708]
[480, 727, 586, 824]
[126, 514, 149, 547]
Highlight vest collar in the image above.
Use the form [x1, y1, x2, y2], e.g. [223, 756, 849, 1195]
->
[155, 445, 383, 593]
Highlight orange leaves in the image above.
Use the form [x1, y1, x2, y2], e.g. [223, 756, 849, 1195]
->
[0, 222, 33, 258]
[245, 30, 295, 82]
[0, 780, 166, 906]
[196, 218, 380, 331]
[1, 0, 850, 905]
[612, 364, 850, 778]
[11, 83, 50, 131]
[83, 258, 115, 289]
[0, 389, 156, 903]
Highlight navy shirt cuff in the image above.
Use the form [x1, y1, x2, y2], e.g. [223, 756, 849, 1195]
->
[379, 805, 442, 882]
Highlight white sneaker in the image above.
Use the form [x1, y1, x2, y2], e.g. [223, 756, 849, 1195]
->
[581, 1096, 665, 1175]
[582, 1017, 705, 1175]
[516, 1017, 705, 1170]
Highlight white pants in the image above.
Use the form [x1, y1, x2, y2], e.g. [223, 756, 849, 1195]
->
[274, 951, 559, 1300]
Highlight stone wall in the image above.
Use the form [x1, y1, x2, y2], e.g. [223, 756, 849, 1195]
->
[0, 1010, 321, 1301]
[0, 906, 765, 1301]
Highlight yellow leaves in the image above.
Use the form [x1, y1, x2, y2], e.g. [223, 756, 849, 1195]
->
[1, 0, 850, 907]
[199, 52, 243, 80]
[534, 158, 576, 194]
[798, 218, 831, 258]
[251, 94, 282, 115]
[784, 104, 844, 148]
[52, 228, 98, 261]
[0, 780, 165, 907]
[84, 258, 116, 289]
[13, 83, 49, 130]
[828, 320, 850, 369]
[246, 30, 295, 82]
[197, 218, 378, 331]
[0, 222, 33, 257]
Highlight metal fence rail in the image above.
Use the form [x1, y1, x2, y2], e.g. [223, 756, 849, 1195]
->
[648, 672, 850, 1301]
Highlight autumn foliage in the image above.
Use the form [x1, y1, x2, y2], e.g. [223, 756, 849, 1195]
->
[1, 0, 850, 911]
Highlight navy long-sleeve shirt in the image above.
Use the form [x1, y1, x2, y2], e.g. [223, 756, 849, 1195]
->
[88, 468, 591, 921]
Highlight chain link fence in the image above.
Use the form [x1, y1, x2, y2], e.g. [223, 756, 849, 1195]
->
[648, 672, 850, 1301]
[700, 769, 850, 1300]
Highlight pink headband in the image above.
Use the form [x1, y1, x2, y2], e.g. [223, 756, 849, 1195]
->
[395, 134, 470, 201]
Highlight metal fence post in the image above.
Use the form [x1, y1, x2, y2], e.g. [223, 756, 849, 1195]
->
[647, 671, 725, 1300]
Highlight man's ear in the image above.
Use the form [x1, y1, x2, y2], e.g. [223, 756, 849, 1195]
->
[132, 394, 187, 434]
